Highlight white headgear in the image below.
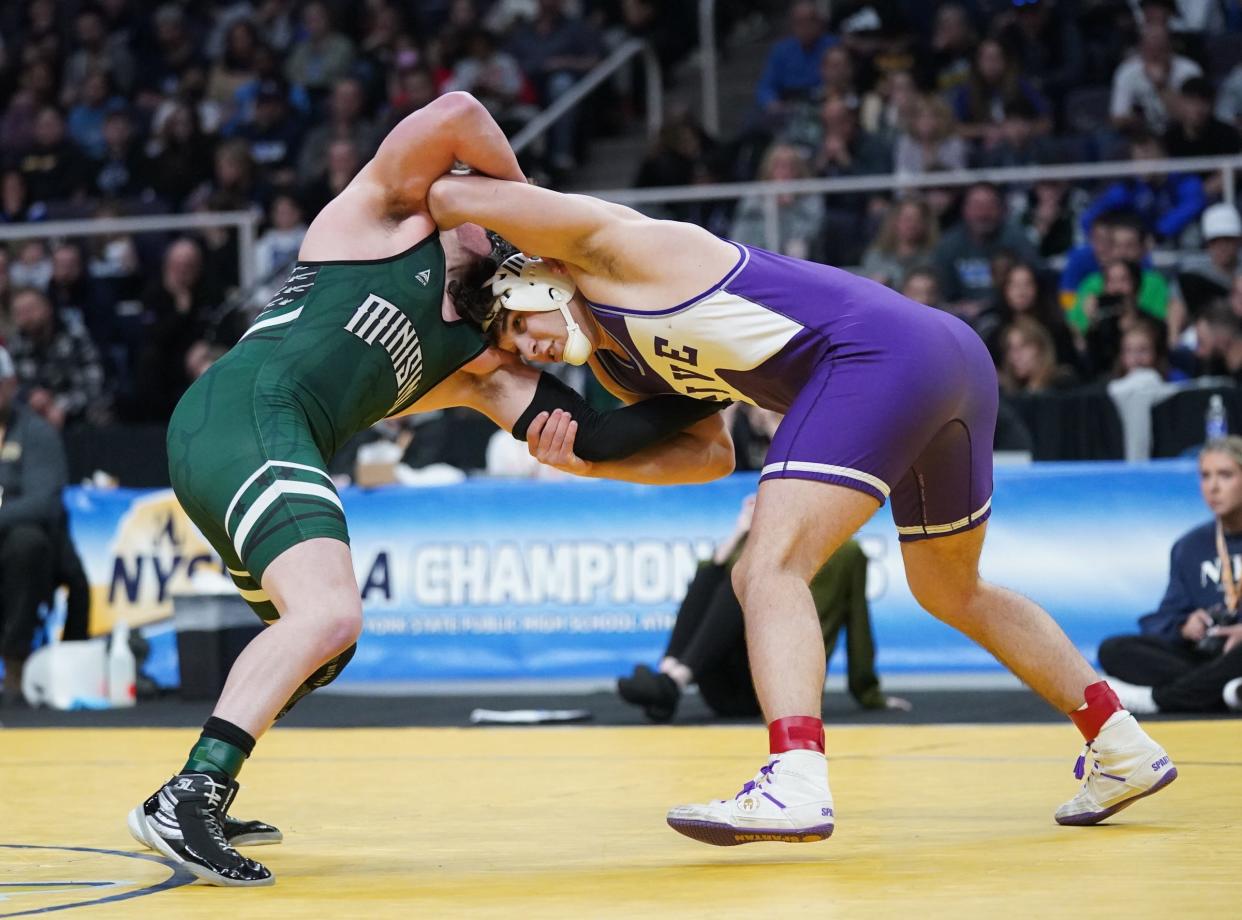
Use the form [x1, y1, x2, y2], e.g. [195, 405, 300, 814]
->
[482, 253, 592, 365]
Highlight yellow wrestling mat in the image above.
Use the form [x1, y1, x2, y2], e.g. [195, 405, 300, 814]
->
[2, 722, 1238, 919]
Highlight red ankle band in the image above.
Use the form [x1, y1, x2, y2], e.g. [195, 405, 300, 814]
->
[768, 716, 824, 754]
[1068, 680, 1123, 741]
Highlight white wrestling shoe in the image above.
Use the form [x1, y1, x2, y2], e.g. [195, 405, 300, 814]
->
[1223, 677, 1242, 712]
[666, 749, 835, 846]
[1054, 711, 1177, 826]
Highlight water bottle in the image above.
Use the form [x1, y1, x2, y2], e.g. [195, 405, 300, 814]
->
[107, 620, 137, 708]
[1206, 394, 1229, 441]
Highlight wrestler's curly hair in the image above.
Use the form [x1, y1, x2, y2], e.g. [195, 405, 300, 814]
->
[448, 231, 518, 343]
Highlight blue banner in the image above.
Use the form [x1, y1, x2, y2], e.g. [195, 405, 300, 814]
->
[63, 461, 1205, 688]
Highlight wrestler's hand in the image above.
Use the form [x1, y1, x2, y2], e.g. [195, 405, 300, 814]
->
[526, 408, 592, 475]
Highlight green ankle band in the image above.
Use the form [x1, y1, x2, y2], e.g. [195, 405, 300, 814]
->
[183, 737, 247, 780]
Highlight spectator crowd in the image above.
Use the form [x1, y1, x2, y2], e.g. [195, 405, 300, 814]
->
[2, 0, 1242, 466]
[5, 0, 1242, 717]
[629, 0, 1242, 459]
[0, 0, 697, 431]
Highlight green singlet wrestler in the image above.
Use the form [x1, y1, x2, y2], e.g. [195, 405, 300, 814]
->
[125, 93, 733, 887]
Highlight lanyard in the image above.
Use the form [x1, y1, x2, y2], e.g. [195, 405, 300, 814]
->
[1216, 519, 1238, 614]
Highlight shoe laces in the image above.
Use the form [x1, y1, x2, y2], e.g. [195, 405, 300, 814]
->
[197, 778, 235, 852]
[203, 811, 231, 850]
[1073, 742, 1099, 781]
[734, 759, 779, 800]
[200, 776, 228, 809]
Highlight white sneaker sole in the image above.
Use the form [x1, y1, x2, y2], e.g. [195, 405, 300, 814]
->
[127, 805, 154, 850]
[1055, 766, 1178, 826]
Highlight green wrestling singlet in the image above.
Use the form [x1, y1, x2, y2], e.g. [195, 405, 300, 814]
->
[165, 233, 486, 616]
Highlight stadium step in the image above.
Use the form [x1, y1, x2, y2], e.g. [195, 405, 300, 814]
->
[561, 10, 780, 193]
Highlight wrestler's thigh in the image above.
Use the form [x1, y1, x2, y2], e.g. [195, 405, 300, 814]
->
[742, 478, 881, 584]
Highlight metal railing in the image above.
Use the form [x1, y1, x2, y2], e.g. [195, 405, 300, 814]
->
[509, 37, 664, 156]
[583, 154, 1242, 253]
[0, 210, 261, 290]
[699, 0, 720, 136]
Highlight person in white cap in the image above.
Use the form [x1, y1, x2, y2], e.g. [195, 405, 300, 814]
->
[1201, 202, 1241, 282]
[1177, 202, 1242, 313]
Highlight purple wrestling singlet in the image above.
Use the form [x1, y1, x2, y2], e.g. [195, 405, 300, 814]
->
[587, 242, 998, 541]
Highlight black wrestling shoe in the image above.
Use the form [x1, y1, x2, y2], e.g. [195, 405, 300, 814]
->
[223, 815, 283, 846]
[127, 773, 274, 886]
[617, 664, 681, 723]
[129, 782, 283, 848]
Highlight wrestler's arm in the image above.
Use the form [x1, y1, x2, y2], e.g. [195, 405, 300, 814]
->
[516, 357, 734, 485]
[427, 174, 689, 277]
[397, 357, 732, 481]
[528, 408, 734, 485]
[369, 92, 525, 218]
[302, 94, 526, 258]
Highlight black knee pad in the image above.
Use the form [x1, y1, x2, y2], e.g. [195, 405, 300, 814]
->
[275, 643, 357, 720]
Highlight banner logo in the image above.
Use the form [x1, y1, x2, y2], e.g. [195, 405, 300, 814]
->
[96, 490, 221, 633]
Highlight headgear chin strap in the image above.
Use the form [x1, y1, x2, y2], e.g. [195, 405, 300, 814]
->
[484, 253, 593, 365]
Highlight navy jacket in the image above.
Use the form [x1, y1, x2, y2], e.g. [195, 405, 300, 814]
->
[1140, 520, 1242, 644]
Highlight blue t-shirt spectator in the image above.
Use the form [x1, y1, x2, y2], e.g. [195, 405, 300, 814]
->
[754, 34, 837, 111]
[67, 97, 126, 160]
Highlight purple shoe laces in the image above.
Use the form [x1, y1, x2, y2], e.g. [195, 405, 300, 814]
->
[1073, 742, 1097, 780]
[735, 760, 779, 799]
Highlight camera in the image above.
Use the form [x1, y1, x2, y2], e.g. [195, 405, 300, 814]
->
[1095, 293, 1126, 317]
[1195, 603, 1238, 655]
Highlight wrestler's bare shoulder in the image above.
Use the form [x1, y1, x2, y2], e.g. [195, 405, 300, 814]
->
[299, 167, 436, 262]
[574, 216, 739, 308]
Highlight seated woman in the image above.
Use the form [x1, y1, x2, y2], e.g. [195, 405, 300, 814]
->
[1099, 437, 1242, 714]
[974, 262, 1080, 371]
[860, 196, 939, 290]
[617, 490, 909, 722]
[730, 143, 824, 261]
[949, 38, 1051, 151]
[1083, 259, 1170, 379]
[999, 316, 1079, 394]
[1106, 320, 1182, 461]
[892, 94, 969, 175]
[1068, 217, 1177, 337]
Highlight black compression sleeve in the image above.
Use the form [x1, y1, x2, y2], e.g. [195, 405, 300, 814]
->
[512, 372, 728, 463]
[201, 717, 256, 757]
